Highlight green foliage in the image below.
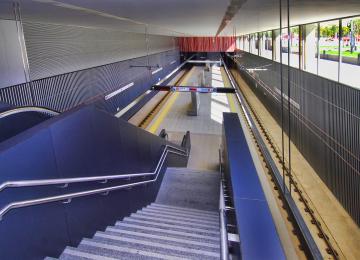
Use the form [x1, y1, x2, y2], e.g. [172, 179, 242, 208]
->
[342, 18, 360, 36]
[342, 26, 350, 36]
[291, 26, 300, 35]
[320, 24, 338, 37]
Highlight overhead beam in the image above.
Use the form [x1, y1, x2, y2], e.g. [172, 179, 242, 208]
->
[216, 0, 246, 36]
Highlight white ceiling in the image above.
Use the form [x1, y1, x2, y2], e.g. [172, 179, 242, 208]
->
[18, 0, 229, 36]
[14, 0, 360, 36]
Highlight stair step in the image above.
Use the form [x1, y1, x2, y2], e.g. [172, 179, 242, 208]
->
[73, 240, 181, 260]
[121, 218, 220, 236]
[105, 227, 220, 250]
[141, 207, 219, 222]
[166, 168, 219, 175]
[136, 210, 219, 226]
[129, 214, 219, 231]
[150, 203, 218, 216]
[60, 247, 116, 260]
[143, 207, 218, 222]
[88, 232, 219, 259]
[114, 222, 220, 242]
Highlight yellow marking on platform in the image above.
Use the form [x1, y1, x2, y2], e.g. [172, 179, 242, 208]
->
[226, 93, 237, 113]
[148, 92, 180, 133]
[147, 67, 194, 134]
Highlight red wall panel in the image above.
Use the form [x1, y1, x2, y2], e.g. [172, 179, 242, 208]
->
[179, 37, 235, 52]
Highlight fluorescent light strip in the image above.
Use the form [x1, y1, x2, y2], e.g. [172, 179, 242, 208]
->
[155, 63, 185, 86]
[154, 54, 194, 86]
[170, 60, 177, 65]
[105, 82, 134, 100]
[151, 67, 163, 75]
[188, 60, 221, 64]
[115, 90, 152, 118]
[115, 54, 193, 117]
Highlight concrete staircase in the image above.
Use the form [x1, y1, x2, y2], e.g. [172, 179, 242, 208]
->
[56, 203, 220, 259]
[50, 168, 221, 259]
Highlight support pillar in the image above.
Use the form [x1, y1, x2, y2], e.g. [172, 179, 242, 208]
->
[303, 24, 317, 73]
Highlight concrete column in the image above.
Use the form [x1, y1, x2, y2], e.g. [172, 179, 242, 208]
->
[257, 33, 263, 56]
[261, 33, 266, 56]
[273, 30, 281, 62]
[303, 23, 317, 73]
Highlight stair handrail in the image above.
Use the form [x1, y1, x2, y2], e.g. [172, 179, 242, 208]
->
[0, 106, 60, 119]
[219, 149, 229, 260]
[0, 144, 188, 221]
[181, 130, 191, 153]
[0, 144, 187, 193]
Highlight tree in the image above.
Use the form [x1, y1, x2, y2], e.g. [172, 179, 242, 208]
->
[320, 24, 338, 38]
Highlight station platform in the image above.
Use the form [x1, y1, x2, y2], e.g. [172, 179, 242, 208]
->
[147, 66, 231, 172]
[139, 63, 300, 259]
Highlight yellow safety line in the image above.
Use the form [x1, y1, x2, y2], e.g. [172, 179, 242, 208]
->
[148, 92, 180, 134]
[147, 67, 194, 133]
[227, 93, 237, 113]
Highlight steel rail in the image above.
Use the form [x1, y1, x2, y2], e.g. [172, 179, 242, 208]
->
[0, 145, 187, 193]
[219, 149, 229, 260]
[0, 106, 59, 119]
[0, 145, 188, 221]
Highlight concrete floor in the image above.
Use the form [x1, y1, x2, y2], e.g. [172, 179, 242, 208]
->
[156, 167, 220, 211]
[148, 65, 231, 172]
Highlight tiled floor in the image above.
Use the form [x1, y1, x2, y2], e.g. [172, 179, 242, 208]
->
[157, 66, 231, 136]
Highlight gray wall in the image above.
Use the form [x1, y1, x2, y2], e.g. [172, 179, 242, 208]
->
[23, 21, 176, 81]
[0, 18, 179, 112]
[226, 52, 360, 226]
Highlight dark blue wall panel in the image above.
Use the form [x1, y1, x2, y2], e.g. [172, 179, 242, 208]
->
[0, 103, 186, 259]
[0, 125, 69, 259]
[0, 111, 52, 143]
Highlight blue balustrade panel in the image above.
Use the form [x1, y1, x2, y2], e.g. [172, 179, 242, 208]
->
[222, 112, 285, 260]
[0, 103, 186, 259]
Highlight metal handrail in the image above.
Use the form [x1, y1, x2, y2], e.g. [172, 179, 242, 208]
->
[0, 145, 188, 221]
[0, 106, 60, 119]
[0, 144, 186, 193]
[219, 149, 229, 260]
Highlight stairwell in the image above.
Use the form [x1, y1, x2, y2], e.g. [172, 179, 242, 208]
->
[49, 168, 221, 260]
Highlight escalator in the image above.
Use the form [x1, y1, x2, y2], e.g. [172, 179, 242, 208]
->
[0, 102, 59, 143]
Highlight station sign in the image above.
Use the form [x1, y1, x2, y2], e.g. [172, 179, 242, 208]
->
[152, 85, 235, 94]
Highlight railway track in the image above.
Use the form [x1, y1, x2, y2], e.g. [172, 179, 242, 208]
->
[131, 60, 340, 259]
[226, 64, 342, 259]
[136, 69, 189, 129]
